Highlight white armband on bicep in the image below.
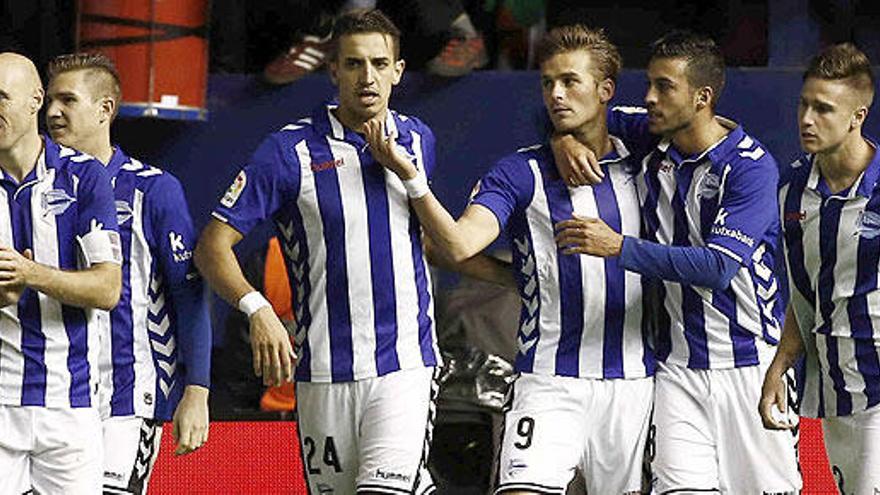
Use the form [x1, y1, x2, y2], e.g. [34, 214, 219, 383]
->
[77, 230, 123, 266]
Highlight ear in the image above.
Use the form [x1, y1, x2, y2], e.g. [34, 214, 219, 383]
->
[694, 86, 713, 111]
[391, 58, 405, 86]
[598, 78, 615, 105]
[30, 87, 44, 115]
[99, 96, 116, 124]
[851, 106, 869, 131]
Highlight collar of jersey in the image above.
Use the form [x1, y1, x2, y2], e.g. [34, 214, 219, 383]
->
[105, 145, 128, 179]
[314, 100, 401, 150]
[599, 134, 631, 165]
[806, 136, 880, 200]
[657, 118, 741, 168]
[2, 136, 51, 192]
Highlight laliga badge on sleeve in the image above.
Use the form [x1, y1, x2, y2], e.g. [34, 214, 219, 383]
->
[221, 170, 247, 208]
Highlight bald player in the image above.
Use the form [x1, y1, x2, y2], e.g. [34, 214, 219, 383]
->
[45, 53, 212, 494]
[0, 53, 122, 494]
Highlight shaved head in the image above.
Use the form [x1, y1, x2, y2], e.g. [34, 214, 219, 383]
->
[0, 52, 42, 95]
[0, 53, 44, 174]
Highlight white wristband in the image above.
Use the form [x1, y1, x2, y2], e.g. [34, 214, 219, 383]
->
[238, 291, 271, 317]
[402, 172, 430, 199]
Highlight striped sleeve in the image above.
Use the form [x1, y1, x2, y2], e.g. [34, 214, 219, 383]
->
[213, 133, 300, 235]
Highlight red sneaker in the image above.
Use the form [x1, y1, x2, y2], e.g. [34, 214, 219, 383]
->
[263, 33, 332, 85]
[426, 34, 489, 77]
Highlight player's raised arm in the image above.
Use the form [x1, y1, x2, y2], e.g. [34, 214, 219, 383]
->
[422, 235, 515, 287]
[195, 219, 294, 387]
[363, 117, 500, 262]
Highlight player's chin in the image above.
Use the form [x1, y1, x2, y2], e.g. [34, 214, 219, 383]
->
[799, 138, 822, 154]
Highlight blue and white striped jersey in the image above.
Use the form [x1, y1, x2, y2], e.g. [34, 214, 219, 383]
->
[471, 137, 655, 379]
[0, 136, 119, 408]
[213, 102, 440, 383]
[98, 147, 211, 421]
[609, 108, 784, 370]
[780, 145, 880, 418]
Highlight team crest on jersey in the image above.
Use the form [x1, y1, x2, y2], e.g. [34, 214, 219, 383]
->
[221, 170, 247, 208]
[115, 200, 133, 225]
[856, 210, 880, 239]
[40, 189, 76, 218]
[698, 172, 721, 199]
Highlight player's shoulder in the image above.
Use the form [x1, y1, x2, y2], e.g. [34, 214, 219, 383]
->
[780, 153, 813, 190]
[719, 126, 778, 173]
[392, 110, 433, 136]
[50, 140, 105, 175]
[485, 144, 547, 180]
[610, 105, 649, 117]
[275, 115, 317, 140]
[496, 143, 546, 168]
[118, 155, 169, 185]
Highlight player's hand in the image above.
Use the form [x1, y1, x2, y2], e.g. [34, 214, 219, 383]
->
[363, 117, 419, 180]
[250, 306, 296, 387]
[555, 216, 623, 257]
[0, 247, 36, 287]
[172, 385, 210, 455]
[550, 133, 603, 187]
[758, 367, 794, 430]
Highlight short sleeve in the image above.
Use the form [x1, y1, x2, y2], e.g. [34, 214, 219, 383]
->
[470, 155, 534, 230]
[75, 161, 121, 265]
[212, 133, 299, 236]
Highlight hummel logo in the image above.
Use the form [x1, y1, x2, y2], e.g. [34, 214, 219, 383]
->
[311, 158, 344, 172]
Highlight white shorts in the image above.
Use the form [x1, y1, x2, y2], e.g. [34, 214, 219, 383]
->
[295, 367, 438, 495]
[652, 361, 801, 494]
[0, 405, 102, 495]
[823, 403, 880, 494]
[101, 416, 164, 494]
[495, 373, 654, 495]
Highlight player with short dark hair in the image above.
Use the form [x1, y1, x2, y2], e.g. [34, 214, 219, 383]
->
[552, 31, 801, 493]
[45, 52, 212, 495]
[368, 24, 654, 494]
[195, 9, 440, 494]
[0, 52, 121, 495]
[761, 42, 880, 493]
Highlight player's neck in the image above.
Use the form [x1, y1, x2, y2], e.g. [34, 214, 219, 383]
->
[0, 129, 42, 182]
[816, 134, 874, 194]
[671, 112, 728, 157]
[76, 134, 113, 165]
[333, 105, 384, 135]
[571, 118, 612, 161]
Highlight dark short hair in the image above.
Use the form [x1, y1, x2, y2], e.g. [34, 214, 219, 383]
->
[651, 30, 725, 108]
[47, 52, 122, 118]
[331, 9, 401, 61]
[536, 24, 622, 82]
[804, 42, 875, 106]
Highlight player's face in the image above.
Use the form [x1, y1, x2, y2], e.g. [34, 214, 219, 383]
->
[798, 77, 866, 154]
[330, 33, 404, 127]
[46, 70, 108, 149]
[644, 57, 699, 136]
[541, 50, 613, 135]
[0, 64, 39, 152]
